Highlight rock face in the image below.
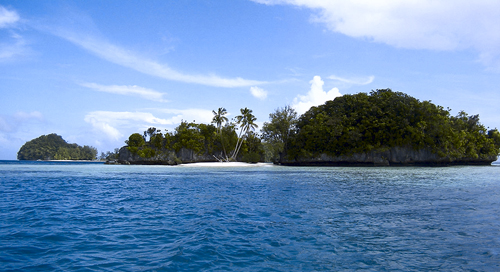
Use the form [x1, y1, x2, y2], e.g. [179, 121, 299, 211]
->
[115, 146, 218, 165]
[175, 148, 218, 163]
[278, 146, 497, 166]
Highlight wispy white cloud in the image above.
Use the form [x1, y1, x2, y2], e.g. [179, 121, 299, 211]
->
[328, 75, 374, 85]
[0, 116, 11, 133]
[0, 111, 44, 133]
[0, 32, 27, 61]
[81, 82, 168, 102]
[84, 108, 214, 142]
[84, 111, 171, 141]
[48, 28, 266, 87]
[0, 6, 19, 28]
[254, 0, 500, 70]
[86, 119, 122, 142]
[0, 110, 46, 159]
[292, 76, 342, 114]
[250, 86, 268, 100]
[0, 7, 28, 62]
[155, 108, 214, 125]
[14, 111, 43, 121]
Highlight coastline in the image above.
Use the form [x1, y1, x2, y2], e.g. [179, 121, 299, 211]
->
[178, 162, 274, 167]
[46, 160, 103, 162]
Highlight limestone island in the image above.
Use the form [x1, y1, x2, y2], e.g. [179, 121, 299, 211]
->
[17, 134, 98, 161]
[112, 89, 500, 166]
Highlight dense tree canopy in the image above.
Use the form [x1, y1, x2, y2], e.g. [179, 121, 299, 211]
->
[261, 105, 298, 161]
[231, 107, 258, 160]
[118, 90, 499, 165]
[124, 110, 264, 163]
[17, 133, 98, 160]
[287, 89, 500, 161]
[212, 107, 229, 160]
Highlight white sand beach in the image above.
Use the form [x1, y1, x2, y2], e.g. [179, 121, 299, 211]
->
[178, 162, 275, 167]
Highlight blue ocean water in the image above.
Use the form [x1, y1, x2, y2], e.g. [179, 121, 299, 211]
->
[1, 161, 500, 271]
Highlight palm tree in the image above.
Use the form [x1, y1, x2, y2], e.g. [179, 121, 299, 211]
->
[212, 107, 229, 161]
[231, 107, 258, 160]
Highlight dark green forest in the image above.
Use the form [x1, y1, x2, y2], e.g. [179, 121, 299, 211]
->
[122, 89, 500, 164]
[124, 107, 265, 163]
[287, 89, 500, 161]
[19, 89, 499, 164]
[17, 134, 98, 161]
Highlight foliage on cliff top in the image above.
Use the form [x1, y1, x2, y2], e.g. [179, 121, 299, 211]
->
[288, 89, 500, 160]
[17, 133, 98, 160]
[125, 120, 264, 163]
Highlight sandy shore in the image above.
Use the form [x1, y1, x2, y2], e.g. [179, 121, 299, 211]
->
[178, 162, 275, 167]
[44, 160, 103, 162]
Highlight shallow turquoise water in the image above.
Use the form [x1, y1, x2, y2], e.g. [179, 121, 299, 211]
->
[1, 161, 500, 271]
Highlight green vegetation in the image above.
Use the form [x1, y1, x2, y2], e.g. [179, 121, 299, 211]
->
[116, 89, 499, 165]
[212, 107, 229, 160]
[231, 107, 259, 160]
[286, 89, 500, 161]
[99, 148, 120, 161]
[123, 107, 264, 163]
[16, 91, 497, 164]
[261, 105, 298, 162]
[17, 133, 98, 160]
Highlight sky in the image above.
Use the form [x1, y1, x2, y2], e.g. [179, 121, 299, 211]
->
[1, 0, 500, 160]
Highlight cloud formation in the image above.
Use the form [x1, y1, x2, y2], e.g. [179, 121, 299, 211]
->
[81, 82, 167, 102]
[0, 34, 26, 61]
[0, 7, 27, 61]
[254, 0, 500, 69]
[0, 6, 19, 28]
[84, 111, 171, 141]
[155, 108, 214, 125]
[292, 76, 342, 114]
[49, 29, 266, 87]
[14, 111, 43, 121]
[250, 86, 268, 100]
[328, 75, 374, 86]
[84, 108, 214, 142]
[0, 111, 44, 133]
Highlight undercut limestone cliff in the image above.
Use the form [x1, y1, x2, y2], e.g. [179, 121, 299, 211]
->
[278, 146, 497, 166]
[114, 146, 218, 165]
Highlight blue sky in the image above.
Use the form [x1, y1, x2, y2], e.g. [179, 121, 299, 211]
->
[1, 0, 500, 160]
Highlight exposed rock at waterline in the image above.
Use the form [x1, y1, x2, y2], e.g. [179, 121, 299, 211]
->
[277, 146, 497, 166]
[114, 146, 218, 165]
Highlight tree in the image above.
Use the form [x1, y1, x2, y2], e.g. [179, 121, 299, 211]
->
[126, 133, 145, 154]
[99, 149, 119, 161]
[17, 133, 98, 160]
[240, 131, 264, 163]
[18, 133, 68, 160]
[212, 107, 229, 161]
[261, 105, 298, 161]
[286, 89, 500, 162]
[80, 145, 98, 160]
[231, 107, 258, 160]
[144, 127, 161, 142]
[172, 121, 204, 154]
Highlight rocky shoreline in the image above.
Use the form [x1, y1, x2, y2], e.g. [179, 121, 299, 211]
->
[107, 146, 220, 165]
[276, 146, 497, 166]
[108, 145, 497, 166]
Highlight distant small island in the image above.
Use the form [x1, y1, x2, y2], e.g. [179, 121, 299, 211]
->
[17, 134, 98, 161]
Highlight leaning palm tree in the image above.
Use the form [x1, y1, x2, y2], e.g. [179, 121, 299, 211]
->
[231, 108, 249, 159]
[212, 107, 229, 161]
[231, 107, 258, 160]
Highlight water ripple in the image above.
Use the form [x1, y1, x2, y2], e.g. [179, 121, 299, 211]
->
[1, 162, 500, 271]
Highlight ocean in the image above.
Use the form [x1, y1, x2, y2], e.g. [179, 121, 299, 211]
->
[1, 160, 499, 271]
